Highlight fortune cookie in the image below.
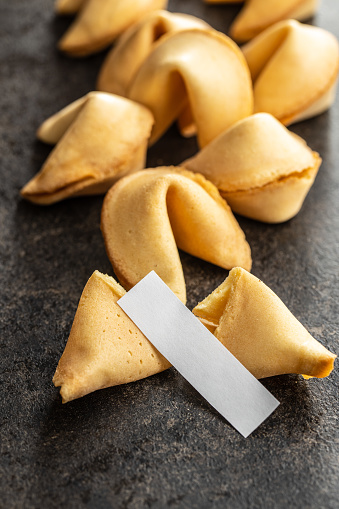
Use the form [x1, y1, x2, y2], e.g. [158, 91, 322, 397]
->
[183, 113, 321, 223]
[228, 0, 319, 42]
[101, 168, 252, 303]
[127, 29, 253, 147]
[58, 0, 168, 56]
[193, 267, 336, 379]
[21, 92, 153, 205]
[96, 11, 210, 138]
[97, 10, 210, 97]
[53, 271, 171, 403]
[242, 20, 339, 125]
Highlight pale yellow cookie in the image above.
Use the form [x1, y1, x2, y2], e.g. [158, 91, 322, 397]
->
[21, 92, 153, 205]
[58, 0, 168, 57]
[229, 0, 318, 42]
[242, 20, 339, 125]
[127, 28, 253, 147]
[101, 168, 252, 303]
[183, 113, 321, 223]
[193, 267, 336, 379]
[96, 10, 210, 138]
[53, 271, 170, 403]
[97, 11, 210, 97]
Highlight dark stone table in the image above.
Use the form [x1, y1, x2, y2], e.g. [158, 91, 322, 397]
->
[1, 1, 338, 507]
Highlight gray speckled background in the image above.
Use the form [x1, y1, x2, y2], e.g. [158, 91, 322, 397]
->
[0, 1, 338, 508]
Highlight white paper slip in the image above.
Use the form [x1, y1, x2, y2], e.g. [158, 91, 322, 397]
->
[118, 271, 279, 437]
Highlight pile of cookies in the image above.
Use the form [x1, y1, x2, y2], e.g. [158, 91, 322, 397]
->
[21, 0, 337, 403]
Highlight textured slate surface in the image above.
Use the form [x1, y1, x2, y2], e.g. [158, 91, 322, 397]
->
[0, 1, 338, 508]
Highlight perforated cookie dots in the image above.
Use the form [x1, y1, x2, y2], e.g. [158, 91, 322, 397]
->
[53, 271, 171, 403]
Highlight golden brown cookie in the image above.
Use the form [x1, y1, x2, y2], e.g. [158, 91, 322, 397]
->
[183, 113, 321, 223]
[228, 0, 319, 42]
[127, 28, 253, 147]
[101, 168, 252, 303]
[96, 11, 210, 138]
[21, 92, 153, 205]
[242, 20, 339, 125]
[193, 267, 336, 379]
[58, 0, 168, 56]
[53, 271, 170, 403]
[97, 10, 210, 97]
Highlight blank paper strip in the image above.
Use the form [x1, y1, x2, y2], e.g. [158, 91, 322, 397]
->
[118, 272, 279, 437]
